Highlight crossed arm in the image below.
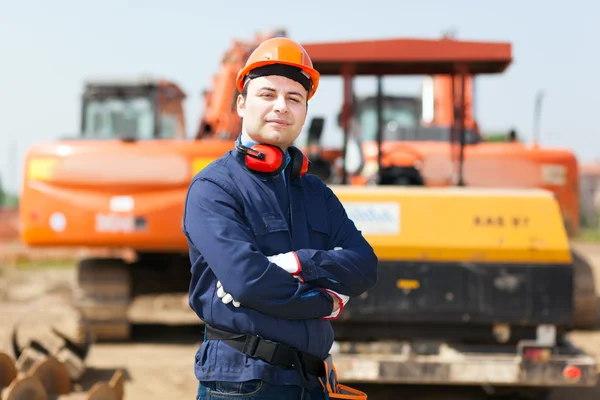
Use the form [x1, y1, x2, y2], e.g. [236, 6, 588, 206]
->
[183, 177, 378, 320]
[275, 183, 379, 297]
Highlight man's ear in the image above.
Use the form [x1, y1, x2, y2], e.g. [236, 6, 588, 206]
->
[236, 94, 245, 118]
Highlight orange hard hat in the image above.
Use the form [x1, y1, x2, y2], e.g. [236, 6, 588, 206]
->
[236, 37, 320, 100]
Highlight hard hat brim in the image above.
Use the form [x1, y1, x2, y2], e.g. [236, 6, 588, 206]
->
[236, 59, 320, 100]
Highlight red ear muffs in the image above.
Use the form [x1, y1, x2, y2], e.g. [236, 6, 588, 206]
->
[288, 146, 310, 180]
[236, 142, 286, 174]
[236, 142, 310, 180]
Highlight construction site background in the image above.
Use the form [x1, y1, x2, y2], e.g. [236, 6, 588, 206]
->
[0, 24, 600, 400]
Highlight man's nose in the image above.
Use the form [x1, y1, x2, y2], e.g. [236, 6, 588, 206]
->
[273, 95, 289, 113]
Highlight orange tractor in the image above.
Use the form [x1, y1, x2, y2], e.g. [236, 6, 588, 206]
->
[306, 73, 580, 236]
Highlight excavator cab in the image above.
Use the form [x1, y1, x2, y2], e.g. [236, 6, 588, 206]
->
[80, 78, 187, 141]
[348, 95, 421, 134]
[309, 92, 483, 185]
[352, 95, 481, 145]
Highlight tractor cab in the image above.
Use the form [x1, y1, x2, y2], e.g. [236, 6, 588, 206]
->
[80, 77, 187, 141]
[302, 37, 511, 186]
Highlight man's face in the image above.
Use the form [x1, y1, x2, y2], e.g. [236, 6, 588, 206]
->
[237, 75, 308, 149]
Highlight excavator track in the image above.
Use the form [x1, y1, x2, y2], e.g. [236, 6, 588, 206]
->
[572, 249, 598, 330]
[75, 258, 132, 342]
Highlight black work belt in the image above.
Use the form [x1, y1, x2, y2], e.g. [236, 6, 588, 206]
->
[205, 324, 325, 388]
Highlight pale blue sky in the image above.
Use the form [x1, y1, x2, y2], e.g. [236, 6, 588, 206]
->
[1, 0, 598, 193]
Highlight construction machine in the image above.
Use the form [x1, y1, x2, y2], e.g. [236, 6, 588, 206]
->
[298, 35, 597, 396]
[19, 76, 235, 339]
[315, 73, 581, 237]
[19, 32, 597, 396]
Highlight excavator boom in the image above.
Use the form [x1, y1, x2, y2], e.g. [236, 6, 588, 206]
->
[196, 29, 287, 140]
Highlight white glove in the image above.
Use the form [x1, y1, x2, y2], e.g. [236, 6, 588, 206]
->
[216, 281, 240, 308]
[267, 252, 303, 282]
[321, 289, 350, 320]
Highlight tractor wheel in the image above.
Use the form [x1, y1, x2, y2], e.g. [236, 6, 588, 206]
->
[75, 258, 132, 341]
[571, 249, 598, 330]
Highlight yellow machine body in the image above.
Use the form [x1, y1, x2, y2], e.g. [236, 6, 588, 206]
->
[330, 186, 571, 265]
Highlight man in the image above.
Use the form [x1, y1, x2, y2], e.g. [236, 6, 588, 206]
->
[183, 36, 378, 400]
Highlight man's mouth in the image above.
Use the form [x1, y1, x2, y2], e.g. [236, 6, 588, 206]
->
[266, 119, 291, 126]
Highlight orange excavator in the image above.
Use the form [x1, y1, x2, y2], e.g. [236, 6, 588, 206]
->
[18, 30, 281, 341]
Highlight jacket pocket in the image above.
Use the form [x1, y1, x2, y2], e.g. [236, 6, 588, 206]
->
[248, 212, 288, 236]
[307, 208, 330, 249]
[247, 212, 290, 255]
[209, 379, 264, 397]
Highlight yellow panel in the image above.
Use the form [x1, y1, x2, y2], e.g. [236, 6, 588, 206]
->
[397, 279, 420, 290]
[27, 157, 58, 181]
[192, 158, 215, 175]
[330, 185, 571, 264]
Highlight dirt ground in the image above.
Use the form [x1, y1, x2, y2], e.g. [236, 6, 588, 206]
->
[1, 242, 600, 399]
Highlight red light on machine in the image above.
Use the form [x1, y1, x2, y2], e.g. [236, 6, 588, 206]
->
[563, 365, 582, 382]
[522, 347, 551, 362]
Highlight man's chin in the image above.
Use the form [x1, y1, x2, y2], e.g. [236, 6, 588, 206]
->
[258, 132, 294, 148]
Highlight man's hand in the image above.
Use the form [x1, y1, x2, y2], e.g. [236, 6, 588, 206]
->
[216, 281, 241, 308]
[321, 289, 349, 320]
[267, 252, 303, 282]
[330, 293, 341, 312]
[268, 247, 343, 283]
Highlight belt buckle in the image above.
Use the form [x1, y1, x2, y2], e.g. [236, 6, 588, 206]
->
[261, 339, 280, 364]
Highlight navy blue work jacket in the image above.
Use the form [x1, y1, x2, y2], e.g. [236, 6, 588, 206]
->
[183, 142, 378, 387]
